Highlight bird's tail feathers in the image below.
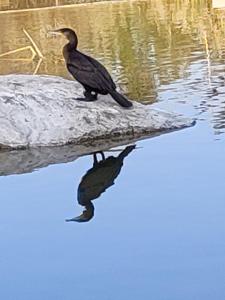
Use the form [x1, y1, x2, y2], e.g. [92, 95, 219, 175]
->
[109, 90, 133, 108]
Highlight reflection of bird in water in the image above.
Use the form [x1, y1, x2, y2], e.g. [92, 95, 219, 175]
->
[66, 145, 136, 222]
[49, 28, 133, 108]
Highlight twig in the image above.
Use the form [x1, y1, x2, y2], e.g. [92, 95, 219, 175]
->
[23, 28, 44, 59]
[33, 58, 43, 75]
[103, 146, 141, 152]
[0, 46, 36, 60]
[204, 31, 211, 87]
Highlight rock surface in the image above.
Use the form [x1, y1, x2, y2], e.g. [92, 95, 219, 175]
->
[0, 75, 195, 149]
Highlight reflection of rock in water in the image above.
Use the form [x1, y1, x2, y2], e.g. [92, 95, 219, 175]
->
[66, 145, 135, 223]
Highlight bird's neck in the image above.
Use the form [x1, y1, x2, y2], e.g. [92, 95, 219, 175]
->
[67, 35, 78, 51]
[63, 39, 78, 60]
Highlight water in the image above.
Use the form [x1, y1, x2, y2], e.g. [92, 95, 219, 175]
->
[0, 1, 225, 299]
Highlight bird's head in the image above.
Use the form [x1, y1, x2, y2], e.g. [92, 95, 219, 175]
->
[48, 28, 77, 42]
[65, 202, 94, 223]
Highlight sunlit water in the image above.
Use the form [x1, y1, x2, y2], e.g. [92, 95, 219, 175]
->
[0, 1, 225, 299]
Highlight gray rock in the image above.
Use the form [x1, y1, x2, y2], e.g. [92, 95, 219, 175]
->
[0, 75, 195, 149]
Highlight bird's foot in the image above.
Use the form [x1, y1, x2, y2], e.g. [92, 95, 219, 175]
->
[75, 97, 96, 102]
[74, 91, 98, 102]
[84, 91, 98, 100]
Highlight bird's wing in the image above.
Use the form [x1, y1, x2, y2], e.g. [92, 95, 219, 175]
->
[82, 53, 116, 90]
[67, 52, 116, 91]
[67, 63, 105, 91]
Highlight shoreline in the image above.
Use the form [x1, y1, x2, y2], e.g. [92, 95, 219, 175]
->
[0, 0, 126, 15]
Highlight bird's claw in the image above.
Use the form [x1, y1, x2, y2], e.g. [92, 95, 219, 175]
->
[75, 97, 97, 102]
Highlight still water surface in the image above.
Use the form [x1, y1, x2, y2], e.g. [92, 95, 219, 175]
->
[0, 1, 225, 299]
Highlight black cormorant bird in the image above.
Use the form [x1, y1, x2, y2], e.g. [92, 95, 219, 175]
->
[49, 28, 133, 108]
[66, 145, 135, 222]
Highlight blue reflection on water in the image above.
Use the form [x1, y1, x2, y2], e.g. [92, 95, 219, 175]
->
[0, 119, 224, 299]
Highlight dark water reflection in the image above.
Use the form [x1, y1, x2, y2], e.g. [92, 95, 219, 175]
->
[66, 145, 135, 222]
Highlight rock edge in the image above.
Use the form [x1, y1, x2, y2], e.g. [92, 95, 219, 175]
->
[0, 75, 195, 149]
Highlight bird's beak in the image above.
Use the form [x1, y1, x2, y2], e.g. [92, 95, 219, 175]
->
[48, 29, 62, 36]
[66, 216, 82, 222]
[66, 215, 89, 223]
